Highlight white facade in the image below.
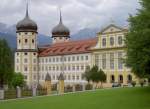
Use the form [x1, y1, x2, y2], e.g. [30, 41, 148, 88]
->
[38, 53, 91, 85]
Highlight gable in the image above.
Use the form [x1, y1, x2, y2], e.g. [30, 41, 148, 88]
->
[100, 24, 123, 34]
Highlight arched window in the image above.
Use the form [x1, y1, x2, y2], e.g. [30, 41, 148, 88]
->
[127, 75, 132, 83]
[25, 39, 28, 43]
[110, 75, 115, 83]
[110, 37, 114, 46]
[102, 38, 106, 47]
[119, 75, 123, 83]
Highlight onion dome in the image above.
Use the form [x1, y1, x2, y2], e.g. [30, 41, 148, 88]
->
[45, 73, 51, 81]
[16, 4, 37, 33]
[52, 11, 70, 37]
[58, 73, 65, 80]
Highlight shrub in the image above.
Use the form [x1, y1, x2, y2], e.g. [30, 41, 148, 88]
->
[131, 81, 136, 87]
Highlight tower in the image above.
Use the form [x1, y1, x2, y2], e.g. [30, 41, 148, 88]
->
[15, 3, 38, 87]
[52, 10, 70, 44]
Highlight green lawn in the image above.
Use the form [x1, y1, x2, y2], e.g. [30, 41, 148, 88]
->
[0, 87, 150, 109]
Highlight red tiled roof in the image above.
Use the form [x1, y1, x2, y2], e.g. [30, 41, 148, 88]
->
[39, 38, 97, 57]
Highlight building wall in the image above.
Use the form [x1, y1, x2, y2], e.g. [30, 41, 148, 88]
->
[92, 25, 138, 87]
[38, 53, 91, 86]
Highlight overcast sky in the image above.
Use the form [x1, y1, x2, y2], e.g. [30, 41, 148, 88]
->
[0, 0, 140, 35]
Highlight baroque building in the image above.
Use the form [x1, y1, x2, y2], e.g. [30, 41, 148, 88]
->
[15, 6, 138, 87]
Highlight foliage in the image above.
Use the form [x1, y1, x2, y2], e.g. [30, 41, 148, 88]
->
[125, 0, 150, 79]
[139, 79, 145, 87]
[131, 81, 136, 87]
[90, 65, 106, 88]
[82, 66, 91, 83]
[11, 72, 25, 88]
[0, 39, 14, 88]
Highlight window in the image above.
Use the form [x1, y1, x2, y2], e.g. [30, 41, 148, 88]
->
[72, 75, 75, 80]
[110, 37, 114, 46]
[68, 57, 70, 61]
[95, 54, 99, 66]
[68, 75, 71, 80]
[77, 75, 79, 80]
[45, 58, 48, 63]
[49, 58, 51, 62]
[19, 40, 21, 43]
[33, 53, 36, 55]
[77, 56, 79, 61]
[118, 52, 123, 69]
[110, 53, 114, 69]
[49, 66, 51, 71]
[57, 66, 59, 71]
[32, 32, 34, 35]
[24, 53, 28, 55]
[63, 57, 66, 62]
[32, 39, 34, 44]
[81, 56, 84, 61]
[77, 66, 79, 70]
[24, 75, 27, 79]
[33, 66, 36, 71]
[81, 66, 84, 70]
[24, 58, 28, 63]
[42, 66, 44, 71]
[53, 66, 55, 71]
[25, 32, 28, 35]
[56, 58, 59, 62]
[53, 58, 55, 62]
[17, 53, 19, 56]
[72, 66, 75, 70]
[118, 36, 123, 45]
[25, 39, 28, 43]
[72, 56, 75, 61]
[24, 66, 28, 71]
[68, 66, 70, 70]
[110, 75, 115, 83]
[33, 59, 36, 63]
[85, 56, 88, 60]
[119, 75, 123, 83]
[102, 54, 106, 69]
[102, 38, 106, 47]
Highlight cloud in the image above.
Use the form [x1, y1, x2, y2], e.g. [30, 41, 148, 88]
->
[0, 0, 140, 35]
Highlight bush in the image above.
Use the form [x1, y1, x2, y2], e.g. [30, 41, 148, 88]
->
[75, 84, 82, 91]
[65, 85, 73, 93]
[131, 81, 136, 87]
[85, 84, 93, 90]
[139, 80, 145, 87]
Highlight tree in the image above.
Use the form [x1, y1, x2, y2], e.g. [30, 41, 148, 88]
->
[98, 69, 106, 88]
[90, 65, 106, 88]
[125, 0, 150, 79]
[11, 72, 25, 88]
[82, 66, 91, 83]
[0, 39, 14, 88]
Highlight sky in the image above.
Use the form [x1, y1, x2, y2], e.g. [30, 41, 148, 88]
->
[0, 0, 140, 35]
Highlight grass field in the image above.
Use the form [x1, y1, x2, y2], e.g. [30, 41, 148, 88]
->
[0, 87, 150, 109]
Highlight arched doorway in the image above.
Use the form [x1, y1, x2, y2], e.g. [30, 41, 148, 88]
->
[110, 75, 115, 83]
[127, 75, 132, 83]
[119, 75, 123, 83]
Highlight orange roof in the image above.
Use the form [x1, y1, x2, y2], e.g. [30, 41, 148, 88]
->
[39, 38, 97, 57]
